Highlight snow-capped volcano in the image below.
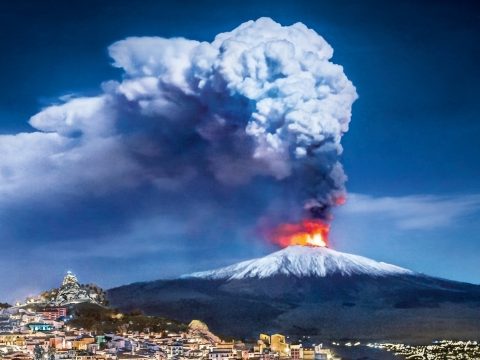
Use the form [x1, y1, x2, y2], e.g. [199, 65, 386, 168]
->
[183, 245, 413, 280]
[108, 245, 480, 341]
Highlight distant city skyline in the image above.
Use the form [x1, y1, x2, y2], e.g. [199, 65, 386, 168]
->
[0, 0, 479, 302]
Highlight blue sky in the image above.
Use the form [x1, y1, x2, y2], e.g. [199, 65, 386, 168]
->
[0, 0, 479, 302]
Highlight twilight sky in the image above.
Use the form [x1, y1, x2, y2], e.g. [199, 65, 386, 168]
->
[1, 0, 479, 302]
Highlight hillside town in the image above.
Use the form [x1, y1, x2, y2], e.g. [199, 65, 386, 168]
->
[0, 273, 339, 360]
[3, 272, 480, 360]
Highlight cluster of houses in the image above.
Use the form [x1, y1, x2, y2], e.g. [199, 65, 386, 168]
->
[0, 273, 339, 360]
[0, 307, 67, 334]
[0, 305, 338, 360]
[0, 329, 338, 360]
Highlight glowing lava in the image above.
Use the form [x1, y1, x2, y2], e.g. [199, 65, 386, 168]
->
[268, 220, 330, 248]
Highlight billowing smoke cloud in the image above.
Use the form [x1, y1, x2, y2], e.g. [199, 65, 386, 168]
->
[0, 18, 357, 229]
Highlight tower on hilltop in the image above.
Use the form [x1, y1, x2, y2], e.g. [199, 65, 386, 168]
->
[62, 271, 79, 287]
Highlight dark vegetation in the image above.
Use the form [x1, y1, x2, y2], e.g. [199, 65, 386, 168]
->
[68, 303, 187, 334]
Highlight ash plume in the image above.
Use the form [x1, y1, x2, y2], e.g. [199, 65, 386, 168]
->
[0, 17, 357, 231]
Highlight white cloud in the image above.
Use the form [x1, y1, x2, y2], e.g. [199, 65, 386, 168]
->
[0, 17, 357, 220]
[339, 193, 480, 230]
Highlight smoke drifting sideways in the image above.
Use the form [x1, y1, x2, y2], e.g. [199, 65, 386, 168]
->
[0, 18, 357, 245]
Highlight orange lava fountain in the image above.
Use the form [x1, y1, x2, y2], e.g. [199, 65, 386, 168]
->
[268, 219, 330, 248]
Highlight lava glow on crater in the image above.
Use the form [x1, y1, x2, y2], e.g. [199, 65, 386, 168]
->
[268, 220, 330, 248]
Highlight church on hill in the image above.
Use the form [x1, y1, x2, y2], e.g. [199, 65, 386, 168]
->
[51, 271, 106, 306]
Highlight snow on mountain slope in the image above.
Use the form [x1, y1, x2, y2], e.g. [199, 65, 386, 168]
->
[183, 245, 414, 280]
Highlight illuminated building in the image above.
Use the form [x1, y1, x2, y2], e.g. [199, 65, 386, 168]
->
[215, 342, 235, 351]
[302, 347, 315, 360]
[255, 334, 270, 353]
[208, 349, 234, 360]
[290, 345, 302, 360]
[27, 323, 54, 332]
[39, 308, 67, 321]
[259, 335, 270, 345]
[270, 334, 288, 356]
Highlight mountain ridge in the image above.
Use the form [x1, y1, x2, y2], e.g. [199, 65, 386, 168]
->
[108, 246, 480, 341]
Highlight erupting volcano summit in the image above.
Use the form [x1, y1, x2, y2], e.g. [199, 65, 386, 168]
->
[268, 220, 330, 248]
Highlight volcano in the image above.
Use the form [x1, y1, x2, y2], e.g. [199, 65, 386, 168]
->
[184, 246, 413, 280]
[107, 246, 480, 341]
